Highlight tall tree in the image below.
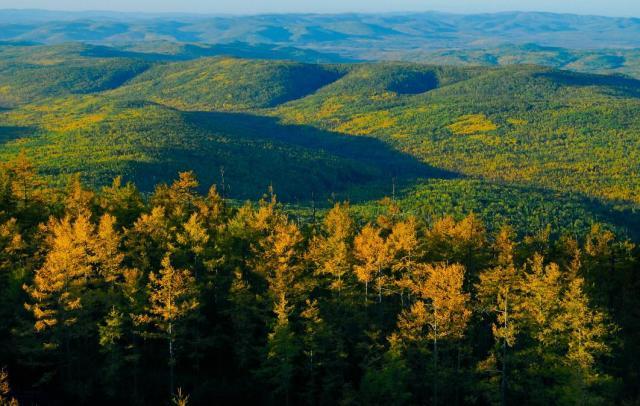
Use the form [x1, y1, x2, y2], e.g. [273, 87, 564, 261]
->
[476, 230, 523, 406]
[133, 254, 199, 394]
[258, 292, 299, 406]
[354, 224, 390, 304]
[413, 263, 471, 405]
[307, 202, 354, 298]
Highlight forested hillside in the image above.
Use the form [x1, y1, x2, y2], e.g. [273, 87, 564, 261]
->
[1, 38, 640, 405]
[0, 160, 639, 405]
[1, 43, 639, 236]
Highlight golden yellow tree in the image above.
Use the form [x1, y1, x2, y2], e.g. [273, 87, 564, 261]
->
[424, 214, 486, 267]
[93, 214, 126, 285]
[394, 300, 430, 350]
[386, 217, 419, 305]
[133, 254, 199, 394]
[476, 238, 523, 406]
[519, 254, 562, 343]
[24, 214, 95, 340]
[64, 174, 95, 219]
[307, 202, 354, 297]
[0, 368, 18, 406]
[255, 218, 305, 302]
[0, 219, 24, 273]
[150, 171, 200, 221]
[413, 263, 471, 405]
[7, 150, 44, 208]
[354, 224, 390, 304]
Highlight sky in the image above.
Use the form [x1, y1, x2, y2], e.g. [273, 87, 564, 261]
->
[1, 0, 639, 17]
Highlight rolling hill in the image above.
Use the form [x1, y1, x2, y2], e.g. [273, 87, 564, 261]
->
[1, 42, 639, 236]
[2, 10, 640, 50]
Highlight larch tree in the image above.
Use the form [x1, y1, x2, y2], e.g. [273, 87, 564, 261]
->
[413, 263, 471, 405]
[0, 218, 24, 274]
[307, 202, 354, 298]
[93, 213, 126, 286]
[0, 368, 18, 406]
[476, 226, 523, 406]
[553, 276, 612, 402]
[23, 214, 95, 345]
[150, 171, 200, 223]
[133, 254, 199, 394]
[255, 219, 305, 303]
[176, 212, 210, 280]
[386, 217, 420, 306]
[259, 292, 299, 406]
[7, 150, 43, 210]
[126, 206, 174, 272]
[64, 174, 95, 220]
[354, 224, 390, 304]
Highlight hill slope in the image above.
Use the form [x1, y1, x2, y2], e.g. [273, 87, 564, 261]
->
[1, 44, 640, 235]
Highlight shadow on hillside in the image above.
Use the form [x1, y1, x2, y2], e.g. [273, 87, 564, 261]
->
[126, 109, 459, 202]
[490, 181, 640, 241]
[537, 70, 640, 97]
[0, 125, 34, 145]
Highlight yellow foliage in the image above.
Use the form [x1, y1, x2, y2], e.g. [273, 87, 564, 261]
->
[448, 114, 498, 135]
[337, 111, 397, 135]
[507, 118, 528, 126]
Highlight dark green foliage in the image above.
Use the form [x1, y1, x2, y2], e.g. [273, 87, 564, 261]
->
[0, 164, 637, 405]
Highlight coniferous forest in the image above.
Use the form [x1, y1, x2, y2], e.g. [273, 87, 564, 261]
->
[0, 156, 639, 405]
[2, 9, 640, 406]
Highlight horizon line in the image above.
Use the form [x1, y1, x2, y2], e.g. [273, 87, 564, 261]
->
[0, 8, 638, 20]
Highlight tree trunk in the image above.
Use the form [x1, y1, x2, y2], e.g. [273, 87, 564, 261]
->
[433, 320, 438, 406]
[455, 345, 461, 406]
[501, 298, 508, 406]
[169, 323, 175, 396]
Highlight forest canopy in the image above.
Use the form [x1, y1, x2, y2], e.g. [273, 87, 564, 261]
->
[0, 156, 639, 405]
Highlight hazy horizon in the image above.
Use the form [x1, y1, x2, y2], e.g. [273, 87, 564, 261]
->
[1, 0, 639, 18]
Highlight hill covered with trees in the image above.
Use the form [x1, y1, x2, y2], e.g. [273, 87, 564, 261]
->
[1, 43, 639, 237]
[1, 39, 640, 405]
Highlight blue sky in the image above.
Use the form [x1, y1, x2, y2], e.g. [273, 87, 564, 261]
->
[2, 0, 640, 17]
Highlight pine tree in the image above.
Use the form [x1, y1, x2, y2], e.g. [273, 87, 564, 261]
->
[99, 177, 145, 228]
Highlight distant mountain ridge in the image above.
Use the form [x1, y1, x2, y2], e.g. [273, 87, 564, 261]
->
[1, 10, 640, 52]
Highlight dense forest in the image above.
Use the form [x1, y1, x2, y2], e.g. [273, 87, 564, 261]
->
[0, 155, 639, 405]
[1, 43, 640, 239]
[1, 33, 640, 405]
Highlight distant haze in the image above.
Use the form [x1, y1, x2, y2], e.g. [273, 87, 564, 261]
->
[2, 0, 640, 17]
